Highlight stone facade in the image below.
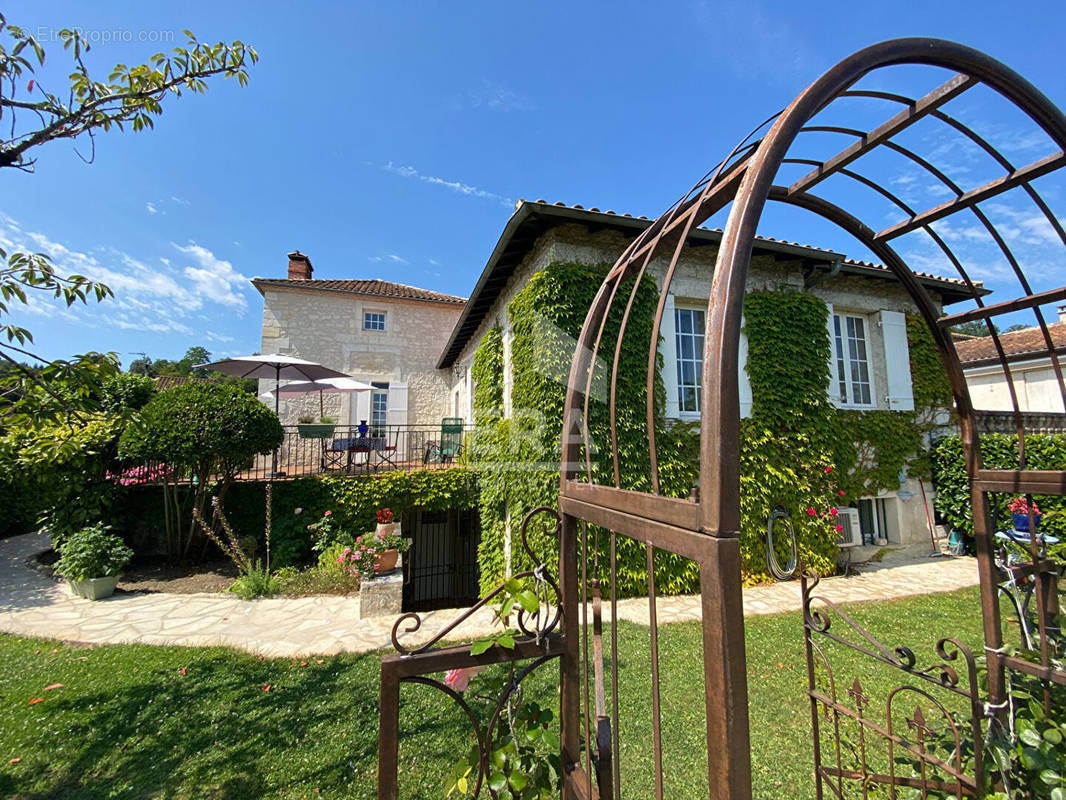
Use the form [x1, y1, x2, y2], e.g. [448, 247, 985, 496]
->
[449, 221, 948, 548]
[257, 284, 464, 429]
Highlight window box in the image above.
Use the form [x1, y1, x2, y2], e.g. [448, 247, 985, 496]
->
[297, 423, 336, 439]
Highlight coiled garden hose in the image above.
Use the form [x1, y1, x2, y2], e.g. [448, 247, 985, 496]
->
[766, 505, 798, 581]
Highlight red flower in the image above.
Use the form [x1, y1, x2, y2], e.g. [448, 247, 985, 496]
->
[830, 508, 838, 516]
[839, 490, 845, 497]
[806, 508, 816, 516]
[824, 466, 832, 474]
[835, 524, 843, 533]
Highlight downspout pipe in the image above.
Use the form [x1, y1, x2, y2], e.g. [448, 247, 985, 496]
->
[803, 257, 844, 290]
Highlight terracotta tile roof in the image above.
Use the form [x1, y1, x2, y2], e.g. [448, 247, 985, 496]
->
[252, 278, 466, 305]
[526, 199, 974, 290]
[438, 198, 984, 367]
[956, 322, 1066, 365]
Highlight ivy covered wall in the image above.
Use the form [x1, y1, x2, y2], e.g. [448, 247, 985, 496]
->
[466, 261, 959, 594]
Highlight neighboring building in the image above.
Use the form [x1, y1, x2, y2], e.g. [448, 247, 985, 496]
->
[252, 251, 466, 429]
[957, 309, 1066, 413]
[437, 200, 977, 547]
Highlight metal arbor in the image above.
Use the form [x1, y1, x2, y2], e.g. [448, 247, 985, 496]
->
[378, 37, 1065, 800]
[557, 37, 1065, 800]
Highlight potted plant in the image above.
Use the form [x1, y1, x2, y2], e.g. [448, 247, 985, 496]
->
[376, 507, 398, 537]
[337, 527, 410, 578]
[53, 523, 134, 600]
[1009, 496, 1043, 533]
[297, 415, 336, 439]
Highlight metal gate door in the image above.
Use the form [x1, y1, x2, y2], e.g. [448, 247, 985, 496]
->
[404, 508, 480, 611]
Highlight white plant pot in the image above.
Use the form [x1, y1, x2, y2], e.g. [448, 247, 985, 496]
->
[68, 575, 120, 601]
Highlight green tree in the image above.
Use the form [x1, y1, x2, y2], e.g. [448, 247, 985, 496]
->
[0, 15, 257, 423]
[951, 320, 998, 338]
[118, 382, 282, 560]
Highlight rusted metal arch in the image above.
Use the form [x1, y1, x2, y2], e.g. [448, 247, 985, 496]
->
[558, 37, 1066, 800]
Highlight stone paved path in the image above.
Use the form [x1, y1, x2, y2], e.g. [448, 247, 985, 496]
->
[0, 532, 979, 658]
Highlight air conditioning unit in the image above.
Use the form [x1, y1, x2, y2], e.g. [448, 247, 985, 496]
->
[836, 508, 862, 548]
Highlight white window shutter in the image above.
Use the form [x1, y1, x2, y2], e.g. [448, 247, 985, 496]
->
[386, 382, 409, 426]
[879, 310, 914, 410]
[738, 314, 752, 419]
[825, 301, 840, 404]
[353, 390, 371, 427]
[661, 294, 680, 418]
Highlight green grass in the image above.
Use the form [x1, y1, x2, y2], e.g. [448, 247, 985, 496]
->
[0, 586, 983, 799]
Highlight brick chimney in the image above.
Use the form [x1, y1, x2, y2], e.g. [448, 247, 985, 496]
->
[1059, 305, 1066, 324]
[287, 250, 313, 280]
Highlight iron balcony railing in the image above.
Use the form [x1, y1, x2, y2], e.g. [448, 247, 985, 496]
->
[111, 423, 474, 486]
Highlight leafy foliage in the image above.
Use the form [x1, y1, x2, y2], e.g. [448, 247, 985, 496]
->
[744, 289, 834, 432]
[53, 523, 133, 580]
[985, 675, 1066, 799]
[931, 433, 1066, 542]
[469, 272, 950, 590]
[0, 16, 257, 169]
[471, 327, 504, 413]
[119, 382, 282, 480]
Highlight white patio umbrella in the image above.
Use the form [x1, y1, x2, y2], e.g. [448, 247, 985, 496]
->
[204, 353, 349, 416]
[274, 376, 372, 418]
[205, 354, 350, 478]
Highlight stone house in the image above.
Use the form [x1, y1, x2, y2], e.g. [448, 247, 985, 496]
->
[252, 201, 977, 552]
[253, 251, 466, 431]
[956, 310, 1066, 413]
[437, 200, 977, 548]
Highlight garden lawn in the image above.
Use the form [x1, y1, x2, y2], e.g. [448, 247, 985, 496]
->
[0, 586, 983, 799]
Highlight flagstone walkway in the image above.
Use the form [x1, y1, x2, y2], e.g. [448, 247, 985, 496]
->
[0, 531, 979, 658]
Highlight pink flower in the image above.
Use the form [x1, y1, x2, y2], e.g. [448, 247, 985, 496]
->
[825, 466, 832, 474]
[356, 536, 362, 543]
[444, 666, 484, 692]
[835, 524, 843, 533]
[839, 490, 845, 497]
[306, 524, 312, 530]
[806, 508, 816, 516]
[324, 510, 332, 517]
[830, 508, 838, 516]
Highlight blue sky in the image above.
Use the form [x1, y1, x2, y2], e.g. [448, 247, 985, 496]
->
[4, 1, 1066, 364]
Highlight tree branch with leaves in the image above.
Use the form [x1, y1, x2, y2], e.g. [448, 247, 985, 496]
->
[0, 14, 256, 423]
[0, 17, 257, 169]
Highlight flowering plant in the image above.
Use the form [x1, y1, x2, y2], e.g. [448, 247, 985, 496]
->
[1008, 497, 1042, 516]
[105, 464, 174, 486]
[335, 525, 409, 579]
[306, 510, 350, 553]
[376, 508, 394, 524]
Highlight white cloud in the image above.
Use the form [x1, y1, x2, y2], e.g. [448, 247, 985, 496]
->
[173, 242, 249, 312]
[368, 253, 409, 265]
[145, 201, 160, 215]
[457, 80, 534, 112]
[0, 214, 252, 339]
[377, 161, 513, 207]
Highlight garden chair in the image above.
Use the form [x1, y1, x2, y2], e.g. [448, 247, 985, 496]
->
[373, 426, 400, 470]
[423, 418, 464, 465]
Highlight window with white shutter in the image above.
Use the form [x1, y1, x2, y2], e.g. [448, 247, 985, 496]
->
[879, 310, 914, 410]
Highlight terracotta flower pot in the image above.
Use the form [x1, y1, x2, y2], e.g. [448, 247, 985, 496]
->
[374, 548, 399, 574]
